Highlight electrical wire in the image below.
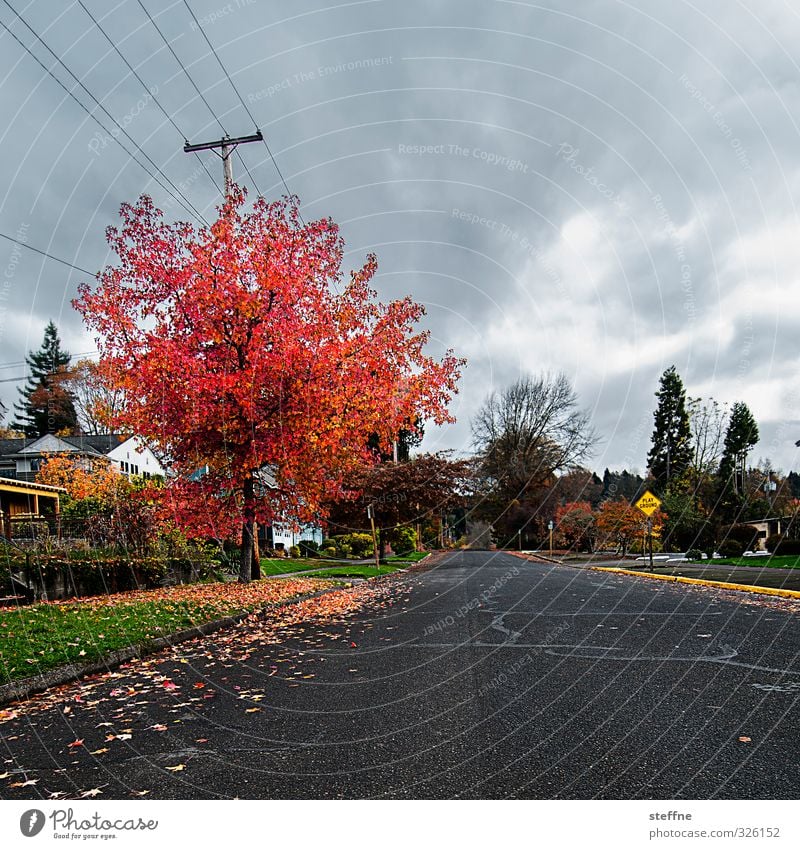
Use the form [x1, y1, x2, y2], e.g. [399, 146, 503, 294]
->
[76, 0, 222, 196]
[0, 230, 95, 275]
[135, 0, 227, 137]
[0, 0, 209, 225]
[180, 0, 272, 198]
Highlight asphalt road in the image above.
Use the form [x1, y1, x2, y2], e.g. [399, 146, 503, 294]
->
[1, 550, 798, 799]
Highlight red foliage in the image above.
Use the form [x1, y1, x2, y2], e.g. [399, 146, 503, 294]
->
[74, 190, 463, 569]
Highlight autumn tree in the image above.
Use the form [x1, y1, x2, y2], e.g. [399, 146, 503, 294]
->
[75, 190, 463, 582]
[13, 321, 78, 437]
[595, 499, 648, 556]
[647, 366, 692, 491]
[327, 452, 474, 559]
[66, 358, 125, 435]
[554, 500, 595, 552]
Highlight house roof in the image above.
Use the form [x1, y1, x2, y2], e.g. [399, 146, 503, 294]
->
[0, 434, 128, 459]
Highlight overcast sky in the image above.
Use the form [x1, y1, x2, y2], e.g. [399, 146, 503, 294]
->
[1, 0, 799, 475]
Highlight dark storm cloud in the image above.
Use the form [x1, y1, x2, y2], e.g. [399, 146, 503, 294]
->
[0, 0, 798, 469]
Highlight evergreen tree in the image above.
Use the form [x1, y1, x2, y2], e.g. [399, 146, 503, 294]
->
[647, 366, 692, 491]
[718, 401, 759, 499]
[13, 321, 78, 437]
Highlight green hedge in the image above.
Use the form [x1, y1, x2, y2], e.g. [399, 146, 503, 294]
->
[2, 556, 221, 599]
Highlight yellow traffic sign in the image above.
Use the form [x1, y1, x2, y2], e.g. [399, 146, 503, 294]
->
[635, 490, 662, 516]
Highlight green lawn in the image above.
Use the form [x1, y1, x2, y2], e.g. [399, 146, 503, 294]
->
[258, 557, 326, 576]
[702, 555, 800, 570]
[385, 552, 429, 563]
[305, 564, 405, 579]
[0, 578, 331, 685]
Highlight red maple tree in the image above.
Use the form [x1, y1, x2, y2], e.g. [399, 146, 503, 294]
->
[74, 189, 463, 580]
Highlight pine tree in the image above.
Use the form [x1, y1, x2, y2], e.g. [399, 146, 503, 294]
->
[647, 366, 692, 491]
[718, 401, 759, 498]
[13, 321, 78, 437]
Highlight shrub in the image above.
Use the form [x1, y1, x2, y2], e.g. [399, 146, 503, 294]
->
[288, 545, 301, 559]
[321, 546, 337, 558]
[298, 539, 319, 558]
[721, 524, 760, 549]
[342, 533, 374, 558]
[686, 548, 704, 561]
[765, 535, 800, 555]
[338, 543, 352, 559]
[388, 525, 417, 556]
[719, 539, 745, 558]
[321, 539, 337, 550]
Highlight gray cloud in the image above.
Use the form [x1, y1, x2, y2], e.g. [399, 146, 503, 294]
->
[1, 0, 798, 470]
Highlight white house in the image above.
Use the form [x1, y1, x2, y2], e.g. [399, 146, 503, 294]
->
[0, 433, 166, 482]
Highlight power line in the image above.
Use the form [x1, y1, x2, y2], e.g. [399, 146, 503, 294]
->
[75, 0, 222, 197]
[0, 229, 95, 275]
[180, 0, 269, 198]
[182, 1, 305, 215]
[0, 0, 209, 225]
[135, 0, 227, 137]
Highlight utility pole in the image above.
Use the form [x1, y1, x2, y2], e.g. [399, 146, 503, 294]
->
[183, 131, 263, 198]
[185, 131, 263, 575]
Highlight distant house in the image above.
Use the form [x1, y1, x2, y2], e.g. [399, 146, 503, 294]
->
[748, 516, 796, 550]
[264, 521, 324, 552]
[0, 433, 166, 483]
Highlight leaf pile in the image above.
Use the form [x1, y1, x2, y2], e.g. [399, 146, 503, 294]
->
[0, 578, 336, 683]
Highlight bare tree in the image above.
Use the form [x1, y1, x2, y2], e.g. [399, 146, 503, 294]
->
[66, 359, 126, 435]
[472, 373, 596, 497]
[688, 396, 728, 481]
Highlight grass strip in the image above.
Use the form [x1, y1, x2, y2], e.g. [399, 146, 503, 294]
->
[690, 555, 800, 570]
[0, 577, 333, 684]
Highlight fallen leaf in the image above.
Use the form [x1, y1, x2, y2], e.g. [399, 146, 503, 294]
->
[738, 736, 752, 743]
[131, 790, 150, 797]
[149, 724, 168, 732]
[0, 771, 10, 779]
[165, 764, 185, 772]
[245, 708, 262, 713]
[68, 739, 84, 749]
[90, 748, 109, 755]
[81, 788, 103, 798]
[10, 779, 38, 788]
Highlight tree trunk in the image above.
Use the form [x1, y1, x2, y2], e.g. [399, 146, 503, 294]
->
[239, 476, 256, 583]
[251, 521, 261, 580]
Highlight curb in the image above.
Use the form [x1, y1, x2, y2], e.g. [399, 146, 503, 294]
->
[0, 584, 349, 708]
[591, 566, 800, 600]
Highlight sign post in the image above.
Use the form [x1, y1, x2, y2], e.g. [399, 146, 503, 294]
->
[548, 520, 554, 557]
[367, 504, 380, 573]
[635, 490, 662, 569]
